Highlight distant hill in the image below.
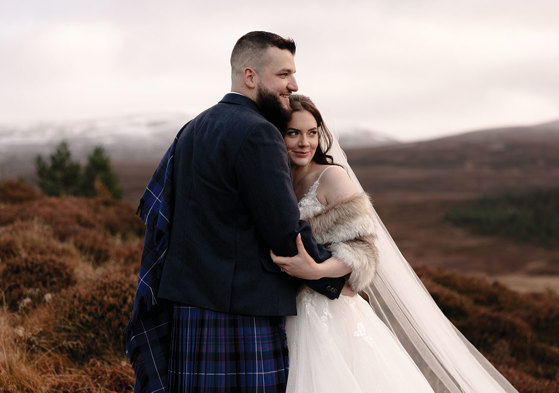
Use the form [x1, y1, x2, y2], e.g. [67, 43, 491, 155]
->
[0, 113, 399, 201]
[342, 119, 559, 279]
[347, 118, 559, 199]
[427, 119, 559, 145]
[337, 128, 399, 149]
[0, 113, 192, 180]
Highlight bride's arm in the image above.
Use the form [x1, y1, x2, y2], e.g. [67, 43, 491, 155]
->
[270, 166, 359, 281]
[271, 234, 351, 280]
[271, 166, 378, 292]
[310, 166, 379, 293]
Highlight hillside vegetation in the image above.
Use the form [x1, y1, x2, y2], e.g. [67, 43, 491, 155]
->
[0, 180, 558, 392]
[0, 180, 142, 392]
[445, 188, 559, 248]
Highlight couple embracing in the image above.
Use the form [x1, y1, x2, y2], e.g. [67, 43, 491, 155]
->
[126, 31, 519, 393]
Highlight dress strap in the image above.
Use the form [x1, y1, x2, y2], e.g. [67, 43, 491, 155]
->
[316, 165, 338, 183]
[300, 166, 341, 205]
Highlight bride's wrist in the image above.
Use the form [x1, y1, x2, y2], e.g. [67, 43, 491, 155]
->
[313, 261, 326, 280]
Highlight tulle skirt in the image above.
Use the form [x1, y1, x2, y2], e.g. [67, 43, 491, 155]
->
[285, 287, 435, 393]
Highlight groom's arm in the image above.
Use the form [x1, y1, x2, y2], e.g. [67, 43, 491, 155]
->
[235, 123, 345, 299]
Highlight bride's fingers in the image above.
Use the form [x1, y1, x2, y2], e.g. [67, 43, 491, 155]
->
[295, 233, 304, 251]
[270, 251, 292, 265]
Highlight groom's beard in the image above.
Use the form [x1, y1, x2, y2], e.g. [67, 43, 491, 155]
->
[255, 85, 291, 131]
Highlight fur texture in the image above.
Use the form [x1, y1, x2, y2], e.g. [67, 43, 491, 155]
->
[306, 193, 378, 292]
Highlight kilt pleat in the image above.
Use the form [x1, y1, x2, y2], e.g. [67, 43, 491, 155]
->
[168, 304, 289, 392]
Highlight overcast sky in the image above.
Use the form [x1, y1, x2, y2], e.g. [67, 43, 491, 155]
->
[1, 0, 558, 141]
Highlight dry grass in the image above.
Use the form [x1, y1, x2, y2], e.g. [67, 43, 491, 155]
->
[0, 180, 138, 391]
[35, 267, 136, 363]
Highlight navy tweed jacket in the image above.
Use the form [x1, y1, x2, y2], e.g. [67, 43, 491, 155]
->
[158, 93, 345, 316]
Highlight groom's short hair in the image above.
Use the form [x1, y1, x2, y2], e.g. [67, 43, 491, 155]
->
[231, 31, 296, 75]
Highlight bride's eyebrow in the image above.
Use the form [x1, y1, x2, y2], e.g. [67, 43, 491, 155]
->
[287, 127, 299, 132]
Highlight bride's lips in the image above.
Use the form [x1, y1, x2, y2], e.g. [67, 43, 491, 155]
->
[293, 151, 310, 157]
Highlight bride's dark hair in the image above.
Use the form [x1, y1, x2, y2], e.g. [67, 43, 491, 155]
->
[286, 95, 335, 165]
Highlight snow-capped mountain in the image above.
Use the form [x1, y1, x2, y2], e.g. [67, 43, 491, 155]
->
[0, 112, 192, 178]
[337, 128, 399, 149]
[0, 113, 396, 180]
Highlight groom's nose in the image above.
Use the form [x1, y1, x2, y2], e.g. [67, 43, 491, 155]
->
[288, 75, 298, 92]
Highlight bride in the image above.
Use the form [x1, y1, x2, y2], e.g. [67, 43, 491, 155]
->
[271, 95, 519, 393]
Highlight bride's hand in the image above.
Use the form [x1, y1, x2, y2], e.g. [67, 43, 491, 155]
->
[270, 234, 322, 280]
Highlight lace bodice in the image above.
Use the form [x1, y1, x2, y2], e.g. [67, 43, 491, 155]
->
[298, 166, 335, 220]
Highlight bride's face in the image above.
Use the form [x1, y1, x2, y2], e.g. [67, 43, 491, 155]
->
[284, 110, 319, 168]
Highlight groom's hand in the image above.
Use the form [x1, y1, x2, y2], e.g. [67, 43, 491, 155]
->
[270, 234, 322, 280]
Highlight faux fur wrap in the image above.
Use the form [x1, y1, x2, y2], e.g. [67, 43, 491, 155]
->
[305, 193, 378, 292]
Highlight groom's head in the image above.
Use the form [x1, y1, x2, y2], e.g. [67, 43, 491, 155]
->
[231, 31, 299, 129]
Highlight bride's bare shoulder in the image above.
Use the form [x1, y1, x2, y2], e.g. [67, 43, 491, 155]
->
[316, 165, 358, 206]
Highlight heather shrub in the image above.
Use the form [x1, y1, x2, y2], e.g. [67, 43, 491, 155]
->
[501, 367, 559, 393]
[0, 179, 39, 204]
[0, 202, 21, 226]
[419, 266, 510, 308]
[0, 220, 78, 261]
[417, 266, 559, 386]
[89, 198, 145, 239]
[0, 197, 98, 241]
[456, 308, 532, 357]
[112, 242, 142, 266]
[522, 291, 559, 343]
[71, 228, 112, 265]
[45, 267, 136, 362]
[0, 233, 19, 261]
[35, 198, 99, 241]
[0, 256, 76, 312]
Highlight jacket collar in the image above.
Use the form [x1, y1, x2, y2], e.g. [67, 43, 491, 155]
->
[220, 92, 260, 113]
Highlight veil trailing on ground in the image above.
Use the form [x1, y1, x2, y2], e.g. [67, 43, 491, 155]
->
[327, 136, 518, 393]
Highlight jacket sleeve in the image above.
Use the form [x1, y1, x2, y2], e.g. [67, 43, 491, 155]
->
[306, 193, 379, 292]
[235, 122, 345, 299]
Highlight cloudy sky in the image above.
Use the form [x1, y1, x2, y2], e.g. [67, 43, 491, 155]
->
[1, 0, 558, 141]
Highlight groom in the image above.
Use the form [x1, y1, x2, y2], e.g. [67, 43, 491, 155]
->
[153, 31, 345, 392]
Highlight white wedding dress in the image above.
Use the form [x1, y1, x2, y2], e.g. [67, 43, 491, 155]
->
[285, 175, 435, 393]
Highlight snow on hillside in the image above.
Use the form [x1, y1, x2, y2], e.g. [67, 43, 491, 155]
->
[0, 113, 396, 179]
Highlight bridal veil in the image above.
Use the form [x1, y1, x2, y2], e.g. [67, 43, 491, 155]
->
[328, 135, 518, 393]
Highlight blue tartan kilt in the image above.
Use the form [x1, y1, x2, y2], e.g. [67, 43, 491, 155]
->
[168, 304, 289, 393]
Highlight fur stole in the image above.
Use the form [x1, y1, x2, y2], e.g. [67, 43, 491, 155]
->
[306, 193, 378, 292]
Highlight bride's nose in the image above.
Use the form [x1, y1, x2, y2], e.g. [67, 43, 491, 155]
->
[298, 136, 310, 146]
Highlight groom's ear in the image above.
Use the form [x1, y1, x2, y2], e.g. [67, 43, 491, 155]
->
[243, 67, 257, 89]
